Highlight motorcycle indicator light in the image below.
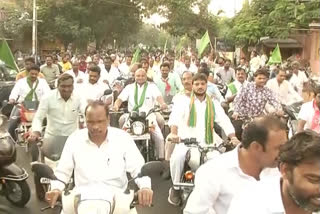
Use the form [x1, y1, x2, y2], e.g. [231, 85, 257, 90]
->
[184, 171, 194, 181]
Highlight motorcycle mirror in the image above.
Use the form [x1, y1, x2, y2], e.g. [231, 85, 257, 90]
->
[31, 162, 57, 180]
[130, 111, 139, 119]
[139, 161, 164, 177]
[104, 89, 113, 96]
[138, 111, 146, 118]
[216, 73, 222, 79]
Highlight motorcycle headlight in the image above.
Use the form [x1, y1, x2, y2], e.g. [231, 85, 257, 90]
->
[132, 121, 145, 135]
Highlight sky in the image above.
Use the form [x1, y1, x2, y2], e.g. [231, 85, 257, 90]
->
[144, 0, 247, 26]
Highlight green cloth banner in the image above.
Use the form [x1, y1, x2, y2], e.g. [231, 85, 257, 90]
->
[0, 39, 19, 71]
[132, 48, 141, 64]
[227, 82, 238, 95]
[267, 44, 282, 65]
[198, 30, 210, 57]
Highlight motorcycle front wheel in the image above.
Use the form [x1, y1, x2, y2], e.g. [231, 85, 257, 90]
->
[5, 180, 31, 207]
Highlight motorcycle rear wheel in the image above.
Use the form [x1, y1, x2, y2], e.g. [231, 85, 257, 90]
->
[5, 180, 31, 207]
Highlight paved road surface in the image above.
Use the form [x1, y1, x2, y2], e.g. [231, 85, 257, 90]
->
[0, 146, 181, 214]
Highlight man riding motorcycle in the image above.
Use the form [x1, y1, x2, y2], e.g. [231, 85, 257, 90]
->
[8, 64, 50, 141]
[45, 101, 153, 213]
[113, 68, 167, 160]
[167, 73, 240, 206]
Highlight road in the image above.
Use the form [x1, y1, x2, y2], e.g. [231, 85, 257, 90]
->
[0, 146, 181, 214]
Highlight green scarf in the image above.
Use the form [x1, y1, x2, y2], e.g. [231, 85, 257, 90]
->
[188, 92, 215, 144]
[24, 77, 39, 101]
[133, 82, 148, 111]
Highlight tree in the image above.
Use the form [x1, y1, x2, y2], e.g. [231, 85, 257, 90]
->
[37, 0, 142, 50]
[230, 0, 320, 47]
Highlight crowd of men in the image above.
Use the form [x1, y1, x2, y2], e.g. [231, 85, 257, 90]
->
[6, 47, 320, 213]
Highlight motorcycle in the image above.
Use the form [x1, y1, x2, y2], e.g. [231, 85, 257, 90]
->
[282, 101, 303, 137]
[123, 106, 161, 162]
[32, 136, 70, 201]
[215, 73, 228, 98]
[172, 138, 234, 210]
[0, 114, 31, 207]
[31, 161, 163, 214]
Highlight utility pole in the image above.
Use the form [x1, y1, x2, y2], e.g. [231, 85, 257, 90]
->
[32, 0, 37, 62]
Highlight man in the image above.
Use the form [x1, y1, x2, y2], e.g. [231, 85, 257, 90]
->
[59, 54, 72, 73]
[232, 69, 283, 140]
[266, 68, 302, 105]
[16, 57, 44, 81]
[224, 67, 248, 105]
[65, 61, 86, 84]
[45, 101, 153, 213]
[140, 58, 155, 80]
[8, 65, 50, 140]
[168, 73, 240, 206]
[28, 74, 81, 163]
[119, 55, 132, 77]
[113, 68, 167, 160]
[199, 68, 225, 103]
[99, 56, 120, 86]
[297, 85, 320, 134]
[289, 61, 308, 95]
[184, 115, 288, 214]
[214, 59, 235, 85]
[78, 55, 87, 72]
[249, 50, 261, 74]
[40, 55, 60, 84]
[178, 56, 198, 77]
[153, 62, 183, 104]
[227, 130, 320, 214]
[76, 65, 110, 112]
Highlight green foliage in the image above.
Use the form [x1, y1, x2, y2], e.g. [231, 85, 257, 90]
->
[37, 0, 142, 50]
[230, 0, 320, 46]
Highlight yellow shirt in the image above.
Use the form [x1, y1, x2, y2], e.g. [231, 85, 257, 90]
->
[59, 61, 72, 72]
[16, 69, 45, 81]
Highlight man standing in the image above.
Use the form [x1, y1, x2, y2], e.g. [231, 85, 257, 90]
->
[184, 116, 288, 214]
[40, 55, 60, 85]
[16, 57, 44, 81]
[59, 54, 72, 73]
[215, 59, 235, 85]
[227, 130, 320, 214]
[154, 62, 183, 104]
[178, 56, 198, 77]
[119, 55, 132, 77]
[65, 61, 86, 84]
[113, 68, 167, 160]
[77, 65, 110, 112]
[99, 56, 120, 86]
[168, 73, 240, 206]
[267, 68, 302, 105]
[289, 61, 308, 95]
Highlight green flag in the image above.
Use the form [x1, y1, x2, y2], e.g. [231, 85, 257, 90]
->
[132, 48, 141, 64]
[267, 44, 282, 65]
[227, 82, 238, 95]
[0, 40, 19, 71]
[198, 30, 210, 57]
[163, 39, 168, 55]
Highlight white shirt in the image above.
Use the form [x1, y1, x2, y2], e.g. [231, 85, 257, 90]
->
[168, 94, 235, 144]
[32, 90, 81, 138]
[298, 100, 318, 132]
[178, 63, 198, 77]
[184, 147, 279, 214]
[9, 77, 50, 102]
[227, 176, 320, 214]
[250, 56, 261, 73]
[289, 71, 308, 95]
[118, 82, 161, 113]
[118, 63, 131, 77]
[100, 66, 120, 86]
[65, 69, 86, 84]
[51, 127, 151, 193]
[267, 78, 302, 105]
[76, 81, 110, 112]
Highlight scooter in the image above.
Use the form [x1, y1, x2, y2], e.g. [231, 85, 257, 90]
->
[0, 114, 31, 207]
[123, 106, 161, 162]
[31, 161, 163, 214]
